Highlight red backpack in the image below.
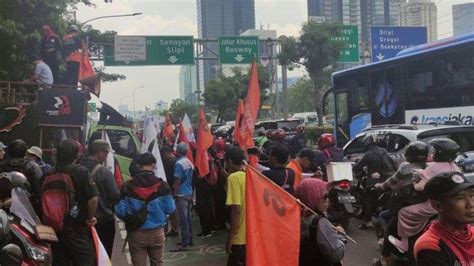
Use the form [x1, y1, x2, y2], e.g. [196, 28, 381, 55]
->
[41, 172, 75, 232]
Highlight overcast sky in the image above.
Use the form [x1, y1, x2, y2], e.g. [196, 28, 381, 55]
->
[76, 0, 472, 111]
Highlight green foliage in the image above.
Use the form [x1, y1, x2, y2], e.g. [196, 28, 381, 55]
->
[304, 125, 334, 145]
[288, 77, 315, 114]
[277, 23, 344, 125]
[203, 64, 269, 122]
[168, 99, 198, 124]
[0, 0, 124, 83]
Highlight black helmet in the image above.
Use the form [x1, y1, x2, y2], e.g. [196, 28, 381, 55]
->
[363, 134, 377, 151]
[429, 138, 460, 162]
[404, 141, 429, 163]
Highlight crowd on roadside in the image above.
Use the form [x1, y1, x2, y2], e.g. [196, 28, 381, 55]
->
[0, 121, 472, 266]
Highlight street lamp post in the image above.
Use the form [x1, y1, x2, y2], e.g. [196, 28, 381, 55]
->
[81, 12, 142, 51]
[81, 13, 143, 26]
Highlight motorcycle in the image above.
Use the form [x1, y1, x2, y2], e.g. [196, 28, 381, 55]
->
[2, 187, 56, 265]
[327, 179, 355, 229]
[326, 162, 356, 230]
[351, 167, 390, 221]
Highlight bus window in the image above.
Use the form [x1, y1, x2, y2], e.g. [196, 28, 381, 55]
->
[404, 58, 439, 110]
[439, 51, 474, 107]
[349, 76, 369, 113]
[370, 67, 403, 125]
[336, 92, 348, 124]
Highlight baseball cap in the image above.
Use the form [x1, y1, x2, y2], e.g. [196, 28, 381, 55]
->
[424, 172, 474, 200]
[0, 142, 7, 150]
[27, 146, 43, 160]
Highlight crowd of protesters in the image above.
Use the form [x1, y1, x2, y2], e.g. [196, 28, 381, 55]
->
[0, 119, 472, 266]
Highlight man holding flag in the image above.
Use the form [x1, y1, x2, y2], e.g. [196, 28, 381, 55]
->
[194, 107, 216, 238]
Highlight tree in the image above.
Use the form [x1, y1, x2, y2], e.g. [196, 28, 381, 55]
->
[278, 22, 344, 125]
[168, 99, 198, 124]
[203, 65, 269, 122]
[288, 77, 315, 114]
[0, 1, 124, 83]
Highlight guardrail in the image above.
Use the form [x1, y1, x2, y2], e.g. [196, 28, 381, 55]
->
[0, 81, 84, 105]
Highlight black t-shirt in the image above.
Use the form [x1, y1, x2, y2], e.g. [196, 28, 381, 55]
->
[262, 167, 295, 194]
[57, 164, 99, 225]
[40, 36, 62, 61]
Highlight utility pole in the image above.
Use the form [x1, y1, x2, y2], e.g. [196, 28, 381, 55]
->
[281, 63, 288, 119]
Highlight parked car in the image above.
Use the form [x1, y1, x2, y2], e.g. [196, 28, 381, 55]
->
[343, 123, 474, 181]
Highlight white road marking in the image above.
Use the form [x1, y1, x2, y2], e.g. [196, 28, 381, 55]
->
[125, 252, 131, 264]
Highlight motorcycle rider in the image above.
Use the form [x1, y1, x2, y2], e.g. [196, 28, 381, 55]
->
[289, 125, 307, 158]
[314, 133, 344, 181]
[0, 140, 42, 205]
[389, 138, 462, 253]
[372, 141, 430, 266]
[353, 134, 397, 230]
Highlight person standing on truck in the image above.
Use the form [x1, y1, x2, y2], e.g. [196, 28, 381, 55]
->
[78, 140, 119, 258]
[40, 25, 61, 83]
[62, 24, 82, 86]
[29, 55, 53, 87]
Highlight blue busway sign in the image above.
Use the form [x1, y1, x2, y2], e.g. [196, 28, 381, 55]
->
[370, 26, 427, 62]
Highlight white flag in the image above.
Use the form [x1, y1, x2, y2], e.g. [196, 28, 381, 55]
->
[182, 113, 196, 143]
[102, 131, 115, 175]
[142, 116, 166, 181]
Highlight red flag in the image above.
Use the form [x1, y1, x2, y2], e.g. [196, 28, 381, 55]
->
[178, 120, 194, 164]
[239, 60, 260, 149]
[79, 42, 95, 81]
[79, 42, 100, 96]
[163, 113, 174, 142]
[246, 165, 300, 266]
[233, 99, 244, 145]
[195, 107, 214, 177]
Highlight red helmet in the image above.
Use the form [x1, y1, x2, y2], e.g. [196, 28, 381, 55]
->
[318, 133, 336, 149]
[214, 137, 226, 152]
[274, 129, 286, 140]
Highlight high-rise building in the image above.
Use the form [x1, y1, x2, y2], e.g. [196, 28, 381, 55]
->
[179, 65, 197, 103]
[308, 0, 343, 23]
[197, 0, 255, 90]
[453, 3, 474, 37]
[400, 0, 437, 42]
[359, 0, 401, 42]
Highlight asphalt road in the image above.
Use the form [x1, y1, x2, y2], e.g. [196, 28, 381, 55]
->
[111, 215, 381, 266]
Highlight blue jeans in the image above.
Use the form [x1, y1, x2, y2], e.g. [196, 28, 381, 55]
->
[176, 196, 193, 247]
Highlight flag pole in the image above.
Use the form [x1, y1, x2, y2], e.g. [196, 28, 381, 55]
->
[245, 163, 357, 244]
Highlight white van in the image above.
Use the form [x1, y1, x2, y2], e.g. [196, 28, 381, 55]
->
[291, 112, 318, 125]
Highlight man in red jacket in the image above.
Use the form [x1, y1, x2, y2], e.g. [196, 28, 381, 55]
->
[414, 172, 474, 266]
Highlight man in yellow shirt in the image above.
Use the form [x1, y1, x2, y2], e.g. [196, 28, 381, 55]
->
[225, 147, 246, 266]
[287, 148, 318, 190]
